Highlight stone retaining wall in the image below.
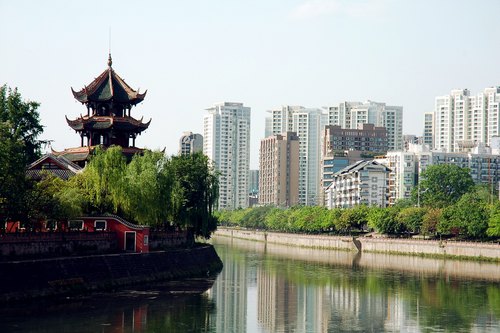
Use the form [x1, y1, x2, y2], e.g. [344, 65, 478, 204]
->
[0, 232, 117, 259]
[0, 245, 222, 302]
[215, 229, 357, 251]
[149, 231, 194, 249]
[215, 228, 500, 260]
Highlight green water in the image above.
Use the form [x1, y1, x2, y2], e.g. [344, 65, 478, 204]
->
[2, 235, 500, 332]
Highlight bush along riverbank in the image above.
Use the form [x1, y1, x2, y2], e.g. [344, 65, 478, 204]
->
[215, 228, 500, 262]
[0, 244, 223, 303]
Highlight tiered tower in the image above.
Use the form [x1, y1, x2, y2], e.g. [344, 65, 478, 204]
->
[54, 55, 151, 165]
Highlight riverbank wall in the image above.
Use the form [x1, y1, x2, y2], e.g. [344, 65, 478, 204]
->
[0, 245, 222, 302]
[215, 228, 500, 260]
[215, 228, 358, 251]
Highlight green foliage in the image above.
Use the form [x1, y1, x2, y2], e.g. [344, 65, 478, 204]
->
[397, 206, 427, 232]
[80, 146, 127, 214]
[487, 202, 500, 237]
[338, 204, 369, 231]
[474, 183, 498, 204]
[421, 208, 441, 235]
[452, 193, 489, 238]
[0, 85, 46, 227]
[0, 85, 46, 164]
[410, 164, 474, 208]
[367, 206, 403, 234]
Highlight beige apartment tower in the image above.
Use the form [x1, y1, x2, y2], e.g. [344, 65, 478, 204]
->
[259, 132, 299, 207]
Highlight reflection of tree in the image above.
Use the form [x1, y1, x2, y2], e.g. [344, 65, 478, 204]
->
[259, 253, 500, 332]
[145, 294, 217, 333]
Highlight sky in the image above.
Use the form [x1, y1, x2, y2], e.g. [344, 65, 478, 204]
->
[1, 0, 500, 169]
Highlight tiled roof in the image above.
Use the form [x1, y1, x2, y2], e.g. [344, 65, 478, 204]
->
[26, 153, 83, 181]
[71, 56, 147, 105]
[66, 115, 150, 133]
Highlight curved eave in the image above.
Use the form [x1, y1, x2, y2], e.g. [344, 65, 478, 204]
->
[71, 66, 147, 104]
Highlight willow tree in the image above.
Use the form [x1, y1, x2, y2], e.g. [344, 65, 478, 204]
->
[169, 152, 220, 238]
[123, 150, 174, 228]
[79, 146, 127, 214]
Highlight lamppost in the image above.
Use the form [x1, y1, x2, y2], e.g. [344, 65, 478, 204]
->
[417, 184, 428, 207]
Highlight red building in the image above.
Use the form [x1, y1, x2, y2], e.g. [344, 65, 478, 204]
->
[53, 54, 151, 166]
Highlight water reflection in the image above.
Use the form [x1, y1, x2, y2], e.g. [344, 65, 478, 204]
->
[2, 237, 500, 332]
[208, 235, 500, 333]
[0, 278, 218, 333]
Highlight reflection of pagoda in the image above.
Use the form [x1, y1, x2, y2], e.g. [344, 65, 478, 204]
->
[53, 54, 151, 166]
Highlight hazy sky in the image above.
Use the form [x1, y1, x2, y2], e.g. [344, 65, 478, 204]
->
[1, 0, 499, 169]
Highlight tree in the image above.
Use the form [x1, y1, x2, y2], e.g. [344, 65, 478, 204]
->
[169, 152, 220, 238]
[452, 193, 489, 239]
[0, 86, 46, 227]
[0, 85, 47, 164]
[397, 206, 427, 233]
[411, 164, 474, 208]
[487, 202, 500, 237]
[78, 146, 127, 214]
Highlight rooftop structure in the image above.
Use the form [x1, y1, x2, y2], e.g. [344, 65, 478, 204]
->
[54, 54, 151, 166]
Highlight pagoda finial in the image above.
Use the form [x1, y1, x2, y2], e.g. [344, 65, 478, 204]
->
[107, 53, 112, 67]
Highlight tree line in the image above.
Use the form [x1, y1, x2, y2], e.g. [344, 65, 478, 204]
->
[0, 85, 220, 238]
[217, 164, 500, 240]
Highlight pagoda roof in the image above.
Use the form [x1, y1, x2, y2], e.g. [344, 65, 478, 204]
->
[71, 54, 147, 105]
[66, 115, 151, 133]
[52, 146, 147, 163]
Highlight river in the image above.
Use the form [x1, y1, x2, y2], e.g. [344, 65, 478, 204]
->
[1, 235, 500, 332]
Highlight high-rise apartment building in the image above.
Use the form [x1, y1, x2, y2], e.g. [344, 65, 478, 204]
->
[423, 112, 433, 149]
[327, 100, 403, 151]
[179, 131, 203, 155]
[322, 123, 389, 155]
[259, 132, 299, 207]
[203, 102, 250, 210]
[266, 106, 327, 205]
[434, 87, 500, 152]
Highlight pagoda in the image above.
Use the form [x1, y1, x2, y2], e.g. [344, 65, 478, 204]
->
[53, 54, 151, 166]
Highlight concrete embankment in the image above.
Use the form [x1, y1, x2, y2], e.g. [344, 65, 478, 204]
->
[215, 228, 500, 260]
[213, 235, 500, 282]
[0, 245, 222, 302]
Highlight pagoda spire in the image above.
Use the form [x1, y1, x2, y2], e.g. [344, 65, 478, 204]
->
[107, 53, 112, 67]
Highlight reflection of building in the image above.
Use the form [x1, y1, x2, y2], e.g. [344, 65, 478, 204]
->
[259, 132, 299, 207]
[258, 267, 299, 332]
[207, 247, 248, 333]
[179, 131, 203, 155]
[203, 102, 251, 209]
[55, 54, 151, 166]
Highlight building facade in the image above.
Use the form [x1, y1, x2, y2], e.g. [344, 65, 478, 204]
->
[259, 132, 300, 207]
[324, 160, 391, 209]
[322, 123, 389, 155]
[266, 106, 327, 205]
[423, 112, 434, 150]
[327, 100, 403, 151]
[179, 131, 203, 155]
[321, 151, 374, 195]
[434, 87, 500, 152]
[376, 143, 500, 204]
[203, 102, 251, 210]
